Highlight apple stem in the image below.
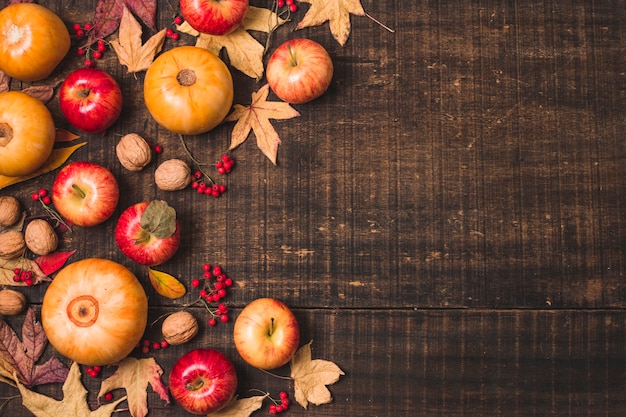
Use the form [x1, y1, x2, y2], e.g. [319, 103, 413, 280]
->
[71, 184, 86, 199]
[269, 317, 275, 335]
[287, 46, 298, 67]
[186, 378, 205, 391]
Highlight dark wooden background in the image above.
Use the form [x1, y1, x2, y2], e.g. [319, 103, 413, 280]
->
[1, 0, 625, 416]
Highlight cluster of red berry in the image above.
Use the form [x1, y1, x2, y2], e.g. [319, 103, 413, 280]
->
[85, 365, 102, 378]
[191, 263, 234, 326]
[165, 15, 185, 41]
[31, 188, 51, 205]
[72, 22, 93, 39]
[277, 0, 298, 13]
[11, 268, 34, 286]
[268, 391, 290, 414]
[191, 154, 235, 198]
[137, 338, 170, 354]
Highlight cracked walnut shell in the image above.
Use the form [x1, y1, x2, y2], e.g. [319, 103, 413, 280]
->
[161, 311, 199, 345]
[0, 196, 21, 227]
[116, 133, 152, 171]
[24, 219, 58, 255]
[155, 159, 192, 191]
[0, 230, 26, 259]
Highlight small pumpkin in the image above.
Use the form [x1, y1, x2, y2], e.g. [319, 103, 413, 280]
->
[41, 258, 148, 366]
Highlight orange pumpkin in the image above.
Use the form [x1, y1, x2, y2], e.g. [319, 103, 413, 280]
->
[0, 3, 70, 81]
[143, 46, 234, 135]
[0, 91, 56, 177]
[41, 258, 148, 366]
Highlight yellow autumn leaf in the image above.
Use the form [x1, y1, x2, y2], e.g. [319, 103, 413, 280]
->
[148, 268, 187, 299]
[208, 395, 267, 417]
[225, 84, 300, 164]
[110, 5, 167, 73]
[0, 142, 86, 190]
[296, 0, 365, 46]
[55, 128, 81, 143]
[290, 340, 345, 409]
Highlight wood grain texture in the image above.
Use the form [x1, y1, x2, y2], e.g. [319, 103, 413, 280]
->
[0, 0, 625, 416]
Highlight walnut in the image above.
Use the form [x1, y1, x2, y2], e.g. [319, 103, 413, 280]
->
[154, 159, 192, 191]
[0, 230, 25, 259]
[0, 289, 27, 316]
[116, 133, 152, 171]
[0, 196, 21, 227]
[161, 311, 199, 345]
[24, 219, 58, 255]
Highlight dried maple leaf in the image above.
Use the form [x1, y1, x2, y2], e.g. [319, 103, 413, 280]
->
[208, 395, 267, 417]
[297, 0, 365, 46]
[225, 84, 300, 164]
[16, 361, 127, 417]
[290, 340, 344, 409]
[97, 357, 169, 417]
[110, 6, 167, 73]
[180, 6, 286, 79]
[0, 308, 68, 388]
[89, 0, 158, 44]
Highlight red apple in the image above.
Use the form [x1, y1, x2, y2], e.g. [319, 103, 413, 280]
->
[51, 161, 119, 227]
[115, 200, 181, 266]
[233, 297, 300, 370]
[265, 38, 334, 104]
[59, 67, 123, 134]
[180, 0, 249, 35]
[169, 348, 238, 415]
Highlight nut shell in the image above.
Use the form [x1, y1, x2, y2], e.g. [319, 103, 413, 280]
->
[0, 289, 27, 315]
[0, 196, 21, 227]
[116, 133, 152, 171]
[154, 159, 192, 191]
[0, 230, 25, 259]
[161, 311, 199, 345]
[24, 219, 58, 255]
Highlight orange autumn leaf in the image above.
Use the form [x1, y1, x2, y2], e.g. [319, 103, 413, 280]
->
[55, 128, 81, 143]
[290, 341, 345, 409]
[0, 142, 87, 190]
[296, 0, 365, 46]
[98, 357, 169, 417]
[110, 5, 167, 73]
[225, 84, 300, 165]
[147, 268, 186, 299]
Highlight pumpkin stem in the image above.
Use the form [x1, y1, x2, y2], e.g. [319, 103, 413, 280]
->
[0, 123, 13, 147]
[177, 69, 197, 87]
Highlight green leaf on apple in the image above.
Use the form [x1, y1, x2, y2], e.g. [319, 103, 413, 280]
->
[139, 200, 176, 239]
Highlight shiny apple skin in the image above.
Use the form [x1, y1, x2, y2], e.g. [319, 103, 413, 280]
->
[233, 297, 300, 369]
[51, 161, 119, 227]
[169, 348, 238, 415]
[59, 68, 123, 134]
[180, 0, 249, 35]
[266, 38, 334, 104]
[115, 202, 181, 266]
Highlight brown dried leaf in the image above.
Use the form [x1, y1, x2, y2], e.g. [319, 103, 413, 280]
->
[0, 71, 10, 93]
[297, 0, 365, 46]
[192, 6, 286, 79]
[55, 128, 81, 143]
[110, 6, 167, 73]
[209, 395, 267, 417]
[17, 361, 126, 417]
[225, 84, 300, 164]
[0, 308, 68, 388]
[290, 341, 345, 409]
[98, 357, 169, 417]
[89, 0, 158, 44]
[21, 83, 58, 103]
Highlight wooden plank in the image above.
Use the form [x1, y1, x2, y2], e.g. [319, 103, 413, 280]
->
[1, 308, 624, 416]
